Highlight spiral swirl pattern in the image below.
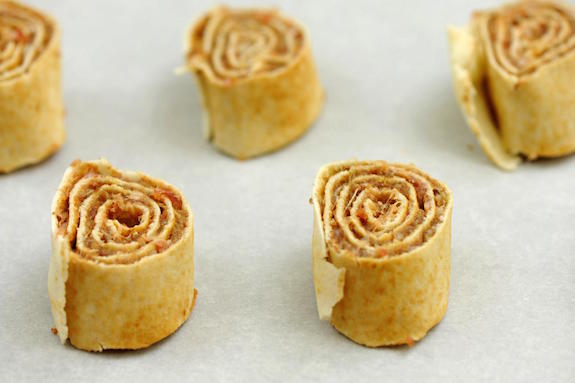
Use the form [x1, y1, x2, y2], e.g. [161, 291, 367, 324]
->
[318, 161, 451, 258]
[487, 1, 575, 76]
[0, 1, 53, 81]
[188, 7, 304, 82]
[53, 161, 191, 265]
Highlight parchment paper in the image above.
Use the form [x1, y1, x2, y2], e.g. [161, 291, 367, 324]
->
[0, 0, 573, 381]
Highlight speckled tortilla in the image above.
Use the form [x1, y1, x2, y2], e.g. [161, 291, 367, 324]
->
[312, 160, 452, 347]
[448, 1, 575, 170]
[0, 0, 65, 173]
[49, 159, 195, 352]
[184, 6, 323, 159]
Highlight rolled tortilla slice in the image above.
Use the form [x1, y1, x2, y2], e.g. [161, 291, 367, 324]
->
[0, 0, 65, 173]
[312, 161, 452, 347]
[185, 6, 324, 159]
[448, 0, 575, 170]
[49, 159, 195, 351]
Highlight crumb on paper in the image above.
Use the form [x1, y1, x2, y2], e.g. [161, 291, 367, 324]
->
[309, 197, 313, 205]
[406, 336, 414, 347]
[51, 327, 58, 335]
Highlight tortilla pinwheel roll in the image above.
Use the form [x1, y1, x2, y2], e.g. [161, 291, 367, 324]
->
[49, 159, 195, 352]
[312, 161, 453, 347]
[185, 6, 324, 159]
[0, 0, 65, 173]
[448, 0, 575, 170]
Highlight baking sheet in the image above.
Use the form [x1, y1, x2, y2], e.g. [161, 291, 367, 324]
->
[0, 0, 573, 381]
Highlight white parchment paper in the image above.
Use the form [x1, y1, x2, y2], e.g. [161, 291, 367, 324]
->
[0, 0, 573, 381]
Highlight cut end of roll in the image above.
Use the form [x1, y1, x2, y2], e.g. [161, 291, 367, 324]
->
[185, 6, 307, 84]
[0, 0, 57, 81]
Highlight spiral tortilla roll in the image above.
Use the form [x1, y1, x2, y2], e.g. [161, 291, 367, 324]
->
[448, 0, 575, 170]
[0, 0, 65, 173]
[185, 6, 324, 159]
[312, 161, 452, 347]
[48, 159, 195, 351]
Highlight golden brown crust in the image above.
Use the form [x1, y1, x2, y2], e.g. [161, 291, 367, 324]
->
[0, 0, 65, 173]
[312, 160, 452, 347]
[184, 6, 324, 159]
[48, 159, 195, 352]
[448, 1, 575, 169]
